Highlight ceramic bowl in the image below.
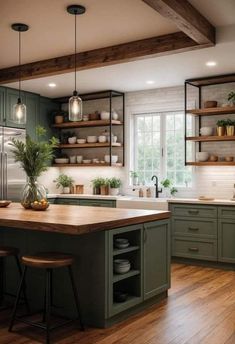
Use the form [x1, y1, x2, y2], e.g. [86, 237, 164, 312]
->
[76, 156, 83, 164]
[114, 261, 131, 274]
[87, 136, 97, 143]
[209, 155, 218, 162]
[104, 155, 118, 163]
[196, 152, 209, 162]
[98, 135, 107, 143]
[114, 291, 128, 303]
[55, 158, 69, 164]
[77, 139, 86, 144]
[0, 200, 11, 208]
[83, 159, 91, 164]
[225, 156, 234, 162]
[200, 127, 213, 136]
[100, 111, 110, 120]
[204, 100, 218, 108]
[68, 137, 77, 144]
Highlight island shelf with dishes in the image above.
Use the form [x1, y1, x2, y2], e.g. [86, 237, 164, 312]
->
[185, 74, 235, 166]
[52, 90, 125, 167]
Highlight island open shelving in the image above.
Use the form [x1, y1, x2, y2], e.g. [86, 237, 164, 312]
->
[185, 74, 235, 166]
[52, 90, 125, 167]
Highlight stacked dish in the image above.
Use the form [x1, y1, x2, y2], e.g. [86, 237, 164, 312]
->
[114, 259, 131, 274]
[114, 238, 130, 249]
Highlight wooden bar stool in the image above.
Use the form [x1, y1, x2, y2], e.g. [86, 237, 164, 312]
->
[9, 252, 84, 344]
[0, 246, 28, 309]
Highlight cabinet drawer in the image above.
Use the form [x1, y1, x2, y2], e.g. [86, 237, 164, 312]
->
[79, 199, 116, 207]
[172, 237, 217, 261]
[172, 217, 217, 239]
[170, 204, 217, 218]
[218, 207, 235, 219]
[55, 198, 80, 205]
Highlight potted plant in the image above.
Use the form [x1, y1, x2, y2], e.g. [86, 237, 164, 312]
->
[91, 177, 103, 195]
[54, 174, 74, 194]
[225, 118, 235, 136]
[100, 178, 109, 195]
[10, 126, 58, 209]
[109, 177, 121, 196]
[170, 187, 178, 197]
[161, 178, 172, 197]
[130, 171, 138, 185]
[216, 119, 227, 136]
[228, 91, 235, 106]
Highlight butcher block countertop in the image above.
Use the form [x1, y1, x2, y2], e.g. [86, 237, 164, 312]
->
[0, 203, 170, 235]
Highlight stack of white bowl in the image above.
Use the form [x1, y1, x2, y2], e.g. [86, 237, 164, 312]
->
[114, 259, 131, 274]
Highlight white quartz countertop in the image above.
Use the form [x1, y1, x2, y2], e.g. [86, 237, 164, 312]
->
[168, 198, 235, 206]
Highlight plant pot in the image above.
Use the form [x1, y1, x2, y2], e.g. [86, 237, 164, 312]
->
[100, 185, 109, 195]
[217, 126, 225, 136]
[109, 188, 119, 196]
[93, 187, 100, 195]
[54, 115, 64, 124]
[21, 177, 47, 209]
[63, 187, 70, 194]
[226, 125, 235, 136]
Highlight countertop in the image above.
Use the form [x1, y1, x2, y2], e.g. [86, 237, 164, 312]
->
[0, 203, 170, 235]
[168, 198, 235, 206]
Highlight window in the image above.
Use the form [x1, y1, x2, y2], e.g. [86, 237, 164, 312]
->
[133, 111, 192, 187]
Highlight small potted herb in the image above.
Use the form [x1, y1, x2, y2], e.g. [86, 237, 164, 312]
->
[91, 177, 109, 195]
[54, 174, 74, 194]
[226, 118, 235, 136]
[228, 91, 235, 106]
[130, 171, 138, 185]
[161, 178, 178, 198]
[100, 178, 110, 195]
[109, 178, 122, 196]
[170, 187, 178, 197]
[216, 119, 227, 136]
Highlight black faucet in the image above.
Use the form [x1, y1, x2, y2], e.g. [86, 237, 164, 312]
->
[151, 175, 162, 198]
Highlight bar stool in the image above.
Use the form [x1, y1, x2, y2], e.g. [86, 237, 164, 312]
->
[9, 252, 84, 344]
[0, 246, 28, 309]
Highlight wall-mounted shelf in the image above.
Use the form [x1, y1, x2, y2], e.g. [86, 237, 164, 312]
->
[187, 106, 235, 116]
[53, 119, 123, 129]
[186, 136, 235, 142]
[52, 163, 123, 167]
[113, 270, 140, 283]
[186, 162, 235, 166]
[58, 142, 122, 149]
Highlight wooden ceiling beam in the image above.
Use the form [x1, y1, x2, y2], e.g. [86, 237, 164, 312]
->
[0, 32, 210, 84]
[143, 0, 215, 45]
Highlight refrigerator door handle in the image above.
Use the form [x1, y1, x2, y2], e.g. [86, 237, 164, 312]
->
[0, 152, 3, 200]
[3, 153, 7, 200]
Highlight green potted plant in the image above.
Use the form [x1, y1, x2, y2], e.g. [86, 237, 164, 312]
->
[226, 118, 235, 136]
[54, 174, 74, 194]
[100, 178, 110, 195]
[216, 119, 227, 136]
[228, 91, 235, 106]
[109, 177, 122, 196]
[130, 171, 138, 185]
[170, 187, 178, 197]
[10, 126, 58, 209]
[161, 178, 172, 197]
[91, 177, 109, 195]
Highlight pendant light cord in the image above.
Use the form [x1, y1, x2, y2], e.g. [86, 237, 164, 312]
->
[18, 30, 21, 100]
[74, 12, 77, 93]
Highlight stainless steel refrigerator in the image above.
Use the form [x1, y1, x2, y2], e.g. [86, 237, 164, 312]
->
[0, 127, 26, 201]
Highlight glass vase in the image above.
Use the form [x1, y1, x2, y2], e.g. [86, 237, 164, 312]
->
[21, 177, 47, 209]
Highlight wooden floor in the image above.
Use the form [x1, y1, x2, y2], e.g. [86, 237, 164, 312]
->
[1, 263, 235, 344]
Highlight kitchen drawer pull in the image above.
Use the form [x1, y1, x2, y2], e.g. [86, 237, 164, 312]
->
[188, 227, 199, 231]
[188, 247, 199, 252]
[188, 210, 199, 215]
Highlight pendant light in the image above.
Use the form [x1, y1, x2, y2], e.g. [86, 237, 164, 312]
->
[67, 5, 86, 121]
[11, 23, 29, 125]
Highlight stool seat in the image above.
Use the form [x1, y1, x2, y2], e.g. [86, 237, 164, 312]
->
[22, 252, 74, 269]
[0, 246, 19, 257]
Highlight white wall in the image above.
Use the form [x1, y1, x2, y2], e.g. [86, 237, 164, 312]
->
[40, 83, 235, 199]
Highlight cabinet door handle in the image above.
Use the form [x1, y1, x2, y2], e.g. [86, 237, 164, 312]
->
[188, 227, 199, 231]
[188, 247, 199, 252]
[143, 226, 147, 243]
[188, 210, 199, 215]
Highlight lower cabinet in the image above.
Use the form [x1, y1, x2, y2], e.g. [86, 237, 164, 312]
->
[218, 218, 235, 263]
[51, 197, 116, 207]
[172, 237, 217, 261]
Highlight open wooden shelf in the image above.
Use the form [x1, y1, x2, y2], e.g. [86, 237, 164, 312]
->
[59, 142, 122, 149]
[113, 270, 140, 283]
[113, 246, 140, 256]
[186, 135, 235, 142]
[53, 119, 123, 129]
[186, 161, 235, 166]
[52, 163, 123, 167]
[186, 106, 235, 116]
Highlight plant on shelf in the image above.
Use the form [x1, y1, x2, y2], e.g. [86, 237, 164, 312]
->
[225, 118, 235, 136]
[91, 177, 109, 195]
[108, 177, 122, 196]
[161, 178, 178, 198]
[130, 171, 139, 185]
[54, 174, 74, 194]
[216, 119, 227, 136]
[228, 91, 235, 106]
[10, 126, 58, 209]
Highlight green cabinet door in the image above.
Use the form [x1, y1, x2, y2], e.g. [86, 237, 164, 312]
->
[25, 93, 40, 140]
[5, 88, 26, 128]
[143, 220, 170, 300]
[39, 97, 59, 141]
[0, 87, 6, 125]
[218, 218, 235, 263]
[79, 199, 116, 208]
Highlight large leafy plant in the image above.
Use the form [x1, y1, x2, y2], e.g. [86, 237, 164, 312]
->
[10, 126, 58, 178]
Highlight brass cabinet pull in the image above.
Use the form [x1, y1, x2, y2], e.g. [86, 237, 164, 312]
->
[188, 227, 199, 231]
[188, 247, 199, 252]
[188, 210, 199, 215]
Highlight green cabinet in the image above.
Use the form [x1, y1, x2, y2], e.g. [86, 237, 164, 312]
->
[5, 88, 26, 128]
[55, 198, 80, 205]
[39, 97, 59, 142]
[172, 237, 217, 261]
[79, 199, 116, 208]
[170, 204, 217, 218]
[0, 86, 6, 125]
[143, 220, 170, 300]
[25, 92, 40, 140]
[218, 218, 235, 263]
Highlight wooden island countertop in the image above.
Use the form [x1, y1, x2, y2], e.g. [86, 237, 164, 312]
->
[0, 203, 170, 235]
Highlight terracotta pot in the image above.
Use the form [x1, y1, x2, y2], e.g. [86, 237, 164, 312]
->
[100, 185, 109, 195]
[226, 125, 235, 136]
[204, 100, 217, 108]
[217, 126, 225, 136]
[55, 115, 64, 124]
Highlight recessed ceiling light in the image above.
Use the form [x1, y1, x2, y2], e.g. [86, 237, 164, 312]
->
[48, 83, 56, 88]
[146, 80, 155, 85]
[206, 61, 217, 67]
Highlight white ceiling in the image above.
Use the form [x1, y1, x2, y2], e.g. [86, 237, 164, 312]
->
[2, 0, 235, 96]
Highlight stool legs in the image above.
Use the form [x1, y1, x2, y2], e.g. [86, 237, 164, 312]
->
[0, 257, 5, 306]
[9, 266, 27, 332]
[68, 266, 84, 331]
[45, 269, 52, 344]
[14, 255, 30, 313]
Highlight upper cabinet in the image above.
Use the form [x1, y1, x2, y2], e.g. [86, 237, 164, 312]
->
[25, 92, 40, 140]
[39, 96, 60, 142]
[0, 87, 6, 126]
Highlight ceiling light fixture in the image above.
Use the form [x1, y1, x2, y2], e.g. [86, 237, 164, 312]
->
[206, 61, 217, 67]
[48, 83, 57, 88]
[146, 80, 155, 85]
[11, 23, 29, 125]
[67, 4, 86, 122]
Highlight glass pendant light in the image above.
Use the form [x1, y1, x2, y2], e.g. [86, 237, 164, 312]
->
[11, 23, 29, 125]
[67, 5, 86, 121]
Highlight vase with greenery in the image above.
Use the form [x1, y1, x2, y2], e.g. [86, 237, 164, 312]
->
[216, 119, 227, 136]
[161, 178, 178, 198]
[109, 177, 121, 196]
[54, 174, 74, 194]
[228, 91, 235, 106]
[10, 126, 58, 209]
[130, 171, 138, 185]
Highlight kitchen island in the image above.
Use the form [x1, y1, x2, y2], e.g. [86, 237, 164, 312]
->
[0, 203, 171, 327]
